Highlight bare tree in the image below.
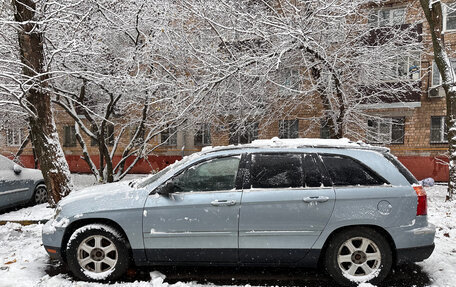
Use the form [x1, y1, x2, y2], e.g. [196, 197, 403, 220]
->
[419, 0, 456, 200]
[0, 0, 73, 205]
[177, 0, 422, 142]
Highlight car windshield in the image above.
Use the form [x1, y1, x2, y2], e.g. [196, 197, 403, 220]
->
[0, 155, 14, 170]
[136, 153, 199, 188]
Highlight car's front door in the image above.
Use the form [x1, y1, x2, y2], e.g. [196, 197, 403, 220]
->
[143, 155, 243, 263]
[239, 153, 336, 264]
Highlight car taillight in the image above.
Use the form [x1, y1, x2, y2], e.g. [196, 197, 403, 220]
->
[413, 185, 427, 216]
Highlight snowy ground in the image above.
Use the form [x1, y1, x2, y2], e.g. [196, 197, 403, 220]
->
[0, 178, 455, 287]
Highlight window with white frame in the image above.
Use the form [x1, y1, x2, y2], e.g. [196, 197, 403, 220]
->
[368, 8, 406, 27]
[431, 59, 456, 87]
[194, 123, 211, 146]
[6, 128, 25, 146]
[367, 117, 405, 144]
[229, 122, 258, 145]
[444, 4, 456, 31]
[279, 119, 299, 139]
[279, 68, 300, 94]
[161, 127, 177, 146]
[430, 116, 448, 143]
[384, 54, 420, 81]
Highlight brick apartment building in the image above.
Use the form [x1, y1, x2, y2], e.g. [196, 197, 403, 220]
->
[0, 0, 454, 181]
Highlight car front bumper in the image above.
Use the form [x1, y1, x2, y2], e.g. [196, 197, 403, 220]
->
[42, 219, 66, 261]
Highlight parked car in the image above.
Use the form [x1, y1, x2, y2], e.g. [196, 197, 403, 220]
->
[42, 138, 435, 286]
[0, 155, 47, 211]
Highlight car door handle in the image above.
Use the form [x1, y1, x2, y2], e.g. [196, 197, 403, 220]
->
[303, 196, 329, 203]
[211, 200, 236, 206]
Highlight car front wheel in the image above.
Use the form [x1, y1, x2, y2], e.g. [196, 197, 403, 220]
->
[66, 224, 129, 281]
[324, 227, 392, 286]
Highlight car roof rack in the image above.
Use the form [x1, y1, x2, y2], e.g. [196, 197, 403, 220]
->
[201, 137, 390, 154]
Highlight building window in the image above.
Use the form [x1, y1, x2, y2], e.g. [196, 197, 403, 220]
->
[63, 126, 77, 147]
[129, 125, 145, 146]
[161, 127, 177, 146]
[432, 59, 456, 87]
[383, 54, 420, 81]
[444, 4, 456, 31]
[279, 68, 300, 94]
[367, 117, 405, 144]
[368, 8, 405, 27]
[320, 120, 331, 139]
[105, 123, 115, 146]
[6, 128, 25, 146]
[430, 116, 448, 143]
[279, 119, 299, 139]
[91, 124, 98, 146]
[194, 124, 211, 146]
[229, 122, 258, 145]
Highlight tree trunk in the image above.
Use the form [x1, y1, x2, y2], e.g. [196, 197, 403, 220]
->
[420, 0, 456, 201]
[14, 0, 73, 205]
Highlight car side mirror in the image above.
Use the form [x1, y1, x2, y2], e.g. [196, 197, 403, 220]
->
[13, 164, 22, 175]
[158, 181, 174, 197]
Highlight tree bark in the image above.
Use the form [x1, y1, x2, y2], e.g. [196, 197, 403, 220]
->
[14, 0, 73, 205]
[420, 0, 456, 201]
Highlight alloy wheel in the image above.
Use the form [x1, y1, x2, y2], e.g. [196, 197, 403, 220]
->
[77, 235, 118, 273]
[337, 236, 381, 278]
[34, 186, 47, 204]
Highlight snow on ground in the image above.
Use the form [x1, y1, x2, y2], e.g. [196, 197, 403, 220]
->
[418, 184, 456, 287]
[0, 177, 455, 287]
[0, 203, 53, 222]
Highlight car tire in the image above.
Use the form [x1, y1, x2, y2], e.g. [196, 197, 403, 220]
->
[66, 224, 129, 281]
[32, 184, 48, 205]
[324, 227, 393, 286]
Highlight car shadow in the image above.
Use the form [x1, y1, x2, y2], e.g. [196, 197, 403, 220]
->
[45, 260, 430, 287]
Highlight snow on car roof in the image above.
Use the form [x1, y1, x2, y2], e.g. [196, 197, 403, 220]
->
[202, 137, 390, 154]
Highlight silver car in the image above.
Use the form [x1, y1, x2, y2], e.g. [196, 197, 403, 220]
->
[42, 138, 435, 286]
[0, 155, 47, 210]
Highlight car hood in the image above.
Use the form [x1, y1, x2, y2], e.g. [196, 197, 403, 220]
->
[21, 167, 45, 182]
[58, 181, 150, 216]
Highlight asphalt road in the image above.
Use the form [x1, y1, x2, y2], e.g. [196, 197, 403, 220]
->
[46, 261, 430, 287]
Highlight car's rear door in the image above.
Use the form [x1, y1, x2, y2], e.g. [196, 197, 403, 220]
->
[142, 155, 243, 263]
[238, 153, 335, 264]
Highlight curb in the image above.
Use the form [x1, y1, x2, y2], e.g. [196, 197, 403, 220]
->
[0, 220, 49, 226]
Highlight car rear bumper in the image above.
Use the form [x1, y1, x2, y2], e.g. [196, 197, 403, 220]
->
[396, 243, 435, 264]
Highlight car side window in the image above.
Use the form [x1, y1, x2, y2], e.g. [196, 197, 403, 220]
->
[173, 156, 240, 192]
[303, 154, 323, 187]
[251, 153, 303, 188]
[321, 155, 386, 186]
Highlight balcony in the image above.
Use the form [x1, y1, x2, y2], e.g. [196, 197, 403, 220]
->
[365, 23, 423, 46]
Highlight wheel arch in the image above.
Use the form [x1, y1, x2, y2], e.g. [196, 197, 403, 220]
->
[60, 218, 133, 263]
[317, 224, 398, 268]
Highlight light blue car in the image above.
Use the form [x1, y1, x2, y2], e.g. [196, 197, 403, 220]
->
[0, 155, 47, 211]
[42, 139, 435, 286]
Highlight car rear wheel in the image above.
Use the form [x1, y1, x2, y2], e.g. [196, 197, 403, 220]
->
[324, 227, 392, 286]
[66, 224, 129, 281]
[33, 184, 47, 205]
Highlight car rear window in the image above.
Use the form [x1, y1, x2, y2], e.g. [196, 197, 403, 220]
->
[321, 155, 387, 186]
[383, 153, 418, 184]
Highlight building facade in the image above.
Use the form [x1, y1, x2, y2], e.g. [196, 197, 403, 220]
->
[0, 0, 453, 181]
